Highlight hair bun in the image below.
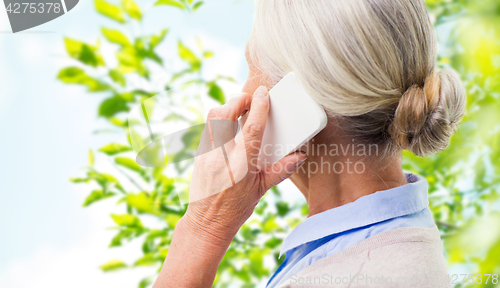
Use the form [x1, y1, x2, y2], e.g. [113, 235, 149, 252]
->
[389, 69, 466, 157]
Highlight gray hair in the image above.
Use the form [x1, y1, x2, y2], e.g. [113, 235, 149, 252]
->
[249, 0, 466, 157]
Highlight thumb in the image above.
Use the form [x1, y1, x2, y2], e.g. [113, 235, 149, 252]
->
[262, 152, 307, 190]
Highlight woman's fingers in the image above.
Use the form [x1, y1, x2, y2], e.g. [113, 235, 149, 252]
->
[203, 92, 253, 151]
[209, 93, 253, 121]
[263, 152, 307, 190]
[241, 86, 270, 169]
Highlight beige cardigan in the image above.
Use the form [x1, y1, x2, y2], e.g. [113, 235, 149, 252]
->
[276, 226, 451, 288]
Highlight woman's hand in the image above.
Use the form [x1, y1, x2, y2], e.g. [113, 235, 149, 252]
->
[153, 86, 307, 288]
[186, 86, 307, 237]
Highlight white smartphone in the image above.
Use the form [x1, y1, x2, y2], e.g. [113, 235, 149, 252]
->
[239, 72, 327, 168]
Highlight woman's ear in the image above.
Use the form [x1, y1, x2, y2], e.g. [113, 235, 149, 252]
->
[242, 42, 266, 95]
[242, 72, 262, 96]
[242, 66, 264, 96]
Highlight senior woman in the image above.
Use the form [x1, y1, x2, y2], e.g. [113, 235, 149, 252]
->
[153, 0, 465, 287]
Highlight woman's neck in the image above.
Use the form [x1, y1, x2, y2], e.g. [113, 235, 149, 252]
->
[290, 132, 408, 217]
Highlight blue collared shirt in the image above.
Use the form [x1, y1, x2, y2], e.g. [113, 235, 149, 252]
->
[266, 174, 435, 288]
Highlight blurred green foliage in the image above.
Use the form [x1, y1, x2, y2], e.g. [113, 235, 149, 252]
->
[59, 0, 500, 287]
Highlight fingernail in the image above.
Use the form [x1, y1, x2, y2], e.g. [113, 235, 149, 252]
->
[254, 86, 268, 98]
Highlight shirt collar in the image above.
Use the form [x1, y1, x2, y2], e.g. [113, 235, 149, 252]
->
[280, 173, 429, 257]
